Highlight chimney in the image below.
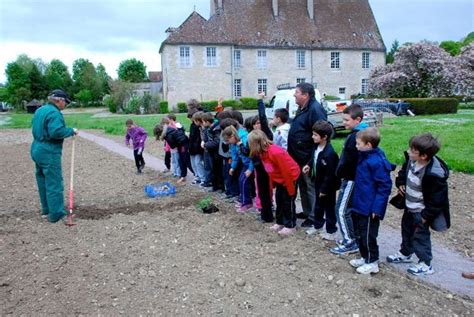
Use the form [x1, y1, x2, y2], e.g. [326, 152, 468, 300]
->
[210, 0, 223, 15]
[272, 0, 278, 17]
[307, 0, 314, 20]
[217, 0, 223, 10]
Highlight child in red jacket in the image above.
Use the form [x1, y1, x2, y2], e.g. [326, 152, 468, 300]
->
[248, 130, 301, 235]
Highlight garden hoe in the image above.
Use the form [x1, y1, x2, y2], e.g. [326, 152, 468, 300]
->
[66, 137, 77, 226]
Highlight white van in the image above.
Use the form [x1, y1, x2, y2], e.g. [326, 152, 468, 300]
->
[265, 87, 322, 119]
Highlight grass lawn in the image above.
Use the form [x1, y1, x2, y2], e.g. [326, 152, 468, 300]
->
[2, 110, 474, 173]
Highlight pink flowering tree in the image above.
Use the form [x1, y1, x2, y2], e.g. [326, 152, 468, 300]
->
[458, 43, 474, 94]
[369, 42, 467, 98]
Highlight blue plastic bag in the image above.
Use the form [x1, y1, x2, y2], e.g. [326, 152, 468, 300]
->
[144, 182, 176, 198]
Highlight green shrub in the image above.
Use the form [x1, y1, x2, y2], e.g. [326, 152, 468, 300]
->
[177, 102, 187, 113]
[142, 94, 152, 114]
[200, 100, 218, 111]
[124, 95, 141, 114]
[458, 102, 474, 110]
[324, 95, 340, 101]
[239, 97, 258, 110]
[159, 101, 169, 114]
[222, 99, 241, 109]
[388, 98, 458, 115]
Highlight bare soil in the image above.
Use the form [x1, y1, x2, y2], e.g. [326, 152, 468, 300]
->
[0, 129, 472, 315]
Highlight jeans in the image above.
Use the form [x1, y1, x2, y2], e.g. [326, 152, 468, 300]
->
[296, 171, 316, 222]
[353, 212, 380, 263]
[190, 154, 205, 182]
[400, 211, 433, 265]
[171, 151, 181, 176]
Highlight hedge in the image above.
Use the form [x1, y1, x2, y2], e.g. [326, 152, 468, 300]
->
[238, 97, 258, 110]
[159, 101, 169, 114]
[387, 98, 458, 115]
[177, 102, 187, 113]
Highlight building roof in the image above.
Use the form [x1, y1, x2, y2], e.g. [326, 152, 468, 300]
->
[161, 0, 385, 52]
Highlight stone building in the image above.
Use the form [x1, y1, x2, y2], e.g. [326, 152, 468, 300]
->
[160, 0, 386, 107]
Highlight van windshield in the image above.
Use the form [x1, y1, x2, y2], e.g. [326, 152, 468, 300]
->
[273, 98, 288, 109]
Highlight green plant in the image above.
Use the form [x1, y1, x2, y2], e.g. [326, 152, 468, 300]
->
[142, 94, 152, 114]
[196, 196, 212, 209]
[222, 99, 240, 109]
[159, 101, 169, 114]
[239, 97, 258, 109]
[124, 95, 141, 114]
[177, 102, 187, 113]
[324, 95, 340, 101]
[200, 100, 218, 111]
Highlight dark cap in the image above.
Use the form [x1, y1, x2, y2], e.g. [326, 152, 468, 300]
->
[49, 89, 71, 104]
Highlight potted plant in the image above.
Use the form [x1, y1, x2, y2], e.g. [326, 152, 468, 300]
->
[196, 196, 219, 214]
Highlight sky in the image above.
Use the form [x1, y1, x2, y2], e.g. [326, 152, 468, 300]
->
[0, 0, 473, 84]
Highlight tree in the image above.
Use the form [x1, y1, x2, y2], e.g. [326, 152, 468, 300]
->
[96, 63, 111, 95]
[369, 42, 465, 98]
[440, 32, 474, 56]
[72, 58, 101, 103]
[44, 59, 73, 94]
[458, 43, 474, 95]
[386, 40, 399, 64]
[117, 58, 147, 82]
[4, 54, 47, 109]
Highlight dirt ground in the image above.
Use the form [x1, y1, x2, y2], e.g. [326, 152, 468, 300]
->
[0, 129, 473, 315]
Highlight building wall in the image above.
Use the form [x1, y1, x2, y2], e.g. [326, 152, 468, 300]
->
[161, 44, 385, 107]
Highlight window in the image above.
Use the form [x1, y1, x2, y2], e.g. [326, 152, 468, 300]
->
[296, 50, 306, 69]
[179, 46, 190, 67]
[339, 87, 346, 94]
[362, 52, 370, 69]
[233, 50, 241, 69]
[331, 51, 340, 69]
[233, 79, 242, 97]
[257, 50, 267, 69]
[361, 79, 368, 94]
[257, 79, 267, 95]
[296, 78, 306, 84]
[206, 47, 217, 67]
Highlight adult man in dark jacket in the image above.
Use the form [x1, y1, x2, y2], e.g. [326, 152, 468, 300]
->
[288, 83, 327, 226]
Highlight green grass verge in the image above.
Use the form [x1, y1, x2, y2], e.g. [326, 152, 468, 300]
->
[2, 111, 473, 173]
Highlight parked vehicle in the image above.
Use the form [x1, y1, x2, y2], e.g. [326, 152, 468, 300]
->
[265, 87, 381, 133]
[354, 99, 413, 116]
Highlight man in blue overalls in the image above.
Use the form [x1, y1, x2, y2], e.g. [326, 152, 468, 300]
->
[31, 89, 78, 223]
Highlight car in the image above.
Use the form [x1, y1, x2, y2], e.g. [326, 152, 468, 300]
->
[265, 86, 322, 120]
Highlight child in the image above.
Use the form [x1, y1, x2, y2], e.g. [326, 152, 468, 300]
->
[271, 108, 290, 150]
[188, 109, 205, 184]
[349, 128, 392, 274]
[166, 114, 181, 177]
[154, 117, 192, 183]
[248, 130, 300, 235]
[222, 125, 254, 212]
[330, 104, 368, 255]
[125, 119, 147, 174]
[302, 120, 340, 240]
[386, 133, 450, 276]
[201, 112, 224, 192]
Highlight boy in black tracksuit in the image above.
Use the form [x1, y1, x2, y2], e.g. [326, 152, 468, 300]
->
[303, 120, 340, 239]
[387, 133, 450, 276]
[202, 113, 224, 192]
[330, 104, 368, 255]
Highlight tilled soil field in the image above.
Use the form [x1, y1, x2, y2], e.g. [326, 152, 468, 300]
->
[0, 129, 473, 315]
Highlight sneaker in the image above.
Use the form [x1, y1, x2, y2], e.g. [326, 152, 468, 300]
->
[320, 232, 337, 241]
[200, 182, 213, 188]
[191, 179, 201, 185]
[349, 257, 367, 268]
[330, 242, 359, 255]
[356, 262, 379, 274]
[296, 212, 308, 219]
[278, 227, 296, 236]
[177, 177, 186, 183]
[269, 224, 284, 231]
[407, 262, 434, 276]
[136, 169, 142, 175]
[234, 202, 241, 208]
[237, 204, 254, 213]
[300, 219, 314, 228]
[305, 227, 322, 235]
[141, 162, 146, 169]
[386, 251, 414, 263]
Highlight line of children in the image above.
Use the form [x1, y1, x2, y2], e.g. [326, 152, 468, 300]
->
[141, 99, 450, 277]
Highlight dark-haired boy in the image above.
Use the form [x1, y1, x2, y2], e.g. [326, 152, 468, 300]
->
[387, 133, 450, 276]
[330, 104, 368, 255]
[272, 108, 290, 150]
[349, 128, 392, 274]
[302, 120, 340, 239]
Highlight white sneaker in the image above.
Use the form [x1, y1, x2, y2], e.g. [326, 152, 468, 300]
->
[305, 227, 322, 235]
[356, 262, 379, 274]
[320, 232, 337, 241]
[350, 257, 366, 268]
